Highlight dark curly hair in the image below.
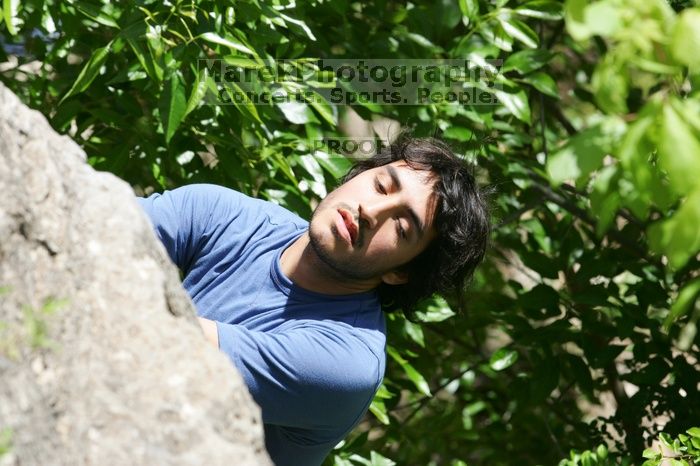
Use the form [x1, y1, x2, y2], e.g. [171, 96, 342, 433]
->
[342, 134, 491, 315]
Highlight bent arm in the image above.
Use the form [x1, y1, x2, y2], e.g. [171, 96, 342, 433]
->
[198, 317, 219, 348]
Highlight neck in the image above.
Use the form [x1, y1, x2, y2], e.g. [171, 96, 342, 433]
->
[280, 232, 380, 295]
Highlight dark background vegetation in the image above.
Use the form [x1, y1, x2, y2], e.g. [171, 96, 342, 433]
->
[2, 0, 700, 464]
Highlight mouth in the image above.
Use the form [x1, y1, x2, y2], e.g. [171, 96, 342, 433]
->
[337, 208, 358, 245]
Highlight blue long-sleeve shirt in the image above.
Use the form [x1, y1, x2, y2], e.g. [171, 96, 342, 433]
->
[137, 184, 386, 465]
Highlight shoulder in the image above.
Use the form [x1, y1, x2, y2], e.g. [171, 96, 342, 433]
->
[172, 184, 307, 228]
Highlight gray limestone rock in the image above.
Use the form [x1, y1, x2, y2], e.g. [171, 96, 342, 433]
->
[0, 82, 271, 466]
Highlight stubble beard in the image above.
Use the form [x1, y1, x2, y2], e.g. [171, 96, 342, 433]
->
[307, 204, 380, 282]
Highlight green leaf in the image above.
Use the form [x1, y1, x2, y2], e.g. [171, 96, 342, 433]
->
[592, 56, 628, 114]
[565, 0, 620, 41]
[489, 348, 518, 371]
[443, 126, 473, 142]
[494, 89, 531, 123]
[483, 22, 514, 52]
[459, 0, 479, 23]
[277, 12, 317, 41]
[269, 151, 298, 185]
[223, 57, 265, 69]
[159, 71, 187, 144]
[547, 122, 622, 185]
[595, 444, 607, 459]
[404, 320, 425, 347]
[369, 451, 396, 466]
[664, 277, 700, 329]
[618, 108, 655, 180]
[502, 49, 554, 74]
[60, 44, 111, 104]
[278, 100, 312, 125]
[348, 454, 372, 466]
[185, 67, 209, 117]
[387, 346, 432, 396]
[671, 9, 700, 68]
[520, 71, 558, 97]
[660, 433, 674, 449]
[217, 80, 263, 124]
[499, 18, 539, 48]
[564, 0, 589, 40]
[125, 35, 163, 82]
[305, 91, 337, 126]
[687, 427, 700, 438]
[333, 457, 354, 466]
[2, 0, 19, 35]
[642, 448, 661, 459]
[200, 32, 256, 56]
[369, 399, 390, 425]
[583, 1, 621, 37]
[313, 150, 352, 179]
[515, 1, 563, 20]
[74, 2, 119, 29]
[658, 101, 700, 195]
[414, 295, 456, 322]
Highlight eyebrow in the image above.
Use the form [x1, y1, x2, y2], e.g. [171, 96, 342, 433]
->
[385, 165, 426, 240]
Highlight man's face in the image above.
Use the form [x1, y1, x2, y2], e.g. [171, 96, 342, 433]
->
[308, 161, 438, 284]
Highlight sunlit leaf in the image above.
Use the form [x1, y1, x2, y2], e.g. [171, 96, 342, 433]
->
[502, 49, 553, 74]
[664, 277, 700, 330]
[158, 71, 187, 144]
[547, 119, 624, 185]
[305, 91, 337, 126]
[126, 36, 162, 82]
[499, 18, 539, 48]
[515, 1, 563, 20]
[75, 2, 119, 29]
[494, 89, 531, 123]
[459, 0, 479, 24]
[489, 348, 518, 371]
[60, 44, 111, 104]
[648, 187, 700, 269]
[2, 0, 20, 35]
[200, 32, 256, 56]
[414, 295, 455, 322]
[671, 8, 700, 68]
[658, 101, 700, 195]
[185, 67, 209, 116]
[520, 71, 558, 97]
[369, 399, 390, 425]
[387, 346, 431, 396]
[369, 451, 396, 466]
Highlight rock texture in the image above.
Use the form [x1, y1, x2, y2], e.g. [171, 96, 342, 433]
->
[0, 82, 271, 466]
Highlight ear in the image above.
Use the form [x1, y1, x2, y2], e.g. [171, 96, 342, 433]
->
[381, 269, 409, 285]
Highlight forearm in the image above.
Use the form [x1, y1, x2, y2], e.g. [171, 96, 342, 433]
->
[197, 317, 219, 348]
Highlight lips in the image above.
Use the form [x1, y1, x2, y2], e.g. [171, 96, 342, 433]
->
[337, 209, 358, 245]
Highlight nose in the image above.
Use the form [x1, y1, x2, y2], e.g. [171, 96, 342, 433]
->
[359, 197, 396, 230]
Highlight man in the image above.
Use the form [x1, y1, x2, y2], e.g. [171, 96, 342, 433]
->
[137, 135, 490, 465]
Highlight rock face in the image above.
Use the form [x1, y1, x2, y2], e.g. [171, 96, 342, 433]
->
[0, 82, 271, 466]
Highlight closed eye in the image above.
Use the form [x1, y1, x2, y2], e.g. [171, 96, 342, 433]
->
[375, 177, 387, 194]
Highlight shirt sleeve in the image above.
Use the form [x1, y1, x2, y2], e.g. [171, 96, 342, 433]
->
[215, 320, 381, 435]
[136, 184, 238, 273]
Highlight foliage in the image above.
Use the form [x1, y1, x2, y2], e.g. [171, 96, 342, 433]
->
[557, 427, 700, 466]
[558, 443, 622, 466]
[2, 0, 699, 465]
[641, 427, 700, 466]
